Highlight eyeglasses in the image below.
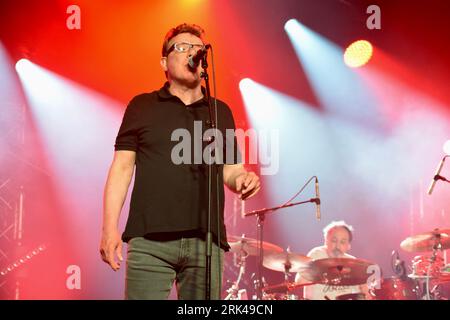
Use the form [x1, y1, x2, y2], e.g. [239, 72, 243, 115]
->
[165, 42, 205, 56]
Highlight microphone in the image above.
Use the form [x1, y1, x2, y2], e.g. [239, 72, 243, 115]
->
[427, 156, 448, 195]
[392, 250, 400, 268]
[391, 250, 406, 279]
[188, 44, 211, 69]
[315, 177, 321, 220]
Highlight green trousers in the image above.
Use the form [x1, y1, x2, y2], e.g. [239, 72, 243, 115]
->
[125, 236, 224, 300]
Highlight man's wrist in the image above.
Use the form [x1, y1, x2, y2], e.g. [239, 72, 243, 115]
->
[102, 223, 119, 233]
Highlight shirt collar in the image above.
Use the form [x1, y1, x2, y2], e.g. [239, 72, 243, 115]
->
[157, 81, 208, 105]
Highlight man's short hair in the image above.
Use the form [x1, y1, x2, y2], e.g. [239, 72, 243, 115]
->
[323, 220, 354, 242]
[161, 23, 206, 57]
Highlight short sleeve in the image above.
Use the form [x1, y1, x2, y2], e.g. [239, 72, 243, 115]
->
[307, 247, 327, 260]
[114, 98, 140, 151]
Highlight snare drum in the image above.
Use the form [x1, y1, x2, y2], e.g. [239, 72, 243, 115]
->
[336, 293, 366, 300]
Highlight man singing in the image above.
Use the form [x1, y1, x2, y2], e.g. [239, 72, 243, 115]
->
[100, 23, 260, 299]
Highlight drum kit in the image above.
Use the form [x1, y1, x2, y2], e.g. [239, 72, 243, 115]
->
[396, 228, 450, 300]
[224, 228, 450, 300]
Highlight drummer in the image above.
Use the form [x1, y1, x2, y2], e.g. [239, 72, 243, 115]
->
[295, 220, 369, 300]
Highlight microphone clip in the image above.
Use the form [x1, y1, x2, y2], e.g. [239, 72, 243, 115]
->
[188, 44, 211, 70]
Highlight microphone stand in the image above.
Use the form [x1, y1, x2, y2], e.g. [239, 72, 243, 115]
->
[199, 50, 219, 300]
[433, 175, 450, 184]
[244, 198, 320, 300]
[428, 155, 450, 195]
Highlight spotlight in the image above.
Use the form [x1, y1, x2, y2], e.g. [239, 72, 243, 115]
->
[284, 19, 297, 32]
[239, 78, 253, 91]
[443, 140, 450, 156]
[344, 40, 373, 68]
[15, 58, 32, 73]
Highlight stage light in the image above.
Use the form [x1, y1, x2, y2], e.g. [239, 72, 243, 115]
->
[284, 19, 297, 33]
[444, 140, 450, 155]
[344, 40, 373, 68]
[284, 19, 378, 122]
[239, 78, 253, 91]
[15, 58, 32, 73]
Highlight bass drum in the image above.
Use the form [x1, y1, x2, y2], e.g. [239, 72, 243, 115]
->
[370, 277, 419, 300]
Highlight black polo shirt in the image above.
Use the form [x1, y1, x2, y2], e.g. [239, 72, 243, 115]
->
[114, 82, 241, 250]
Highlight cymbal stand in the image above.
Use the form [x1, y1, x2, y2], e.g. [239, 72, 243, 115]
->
[224, 249, 248, 300]
[282, 261, 293, 298]
[244, 198, 318, 299]
[425, 232, 442, 300]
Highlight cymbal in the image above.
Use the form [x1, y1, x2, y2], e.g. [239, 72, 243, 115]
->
[227, 235, 283, 256]
[400, 229, 450, 253]
[301, 257, 376, 286]
[263, 251, 311, 273]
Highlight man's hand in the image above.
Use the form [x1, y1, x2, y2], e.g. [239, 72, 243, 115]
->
[235, 171, 261, 200]
[100, 229, 123, 271]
